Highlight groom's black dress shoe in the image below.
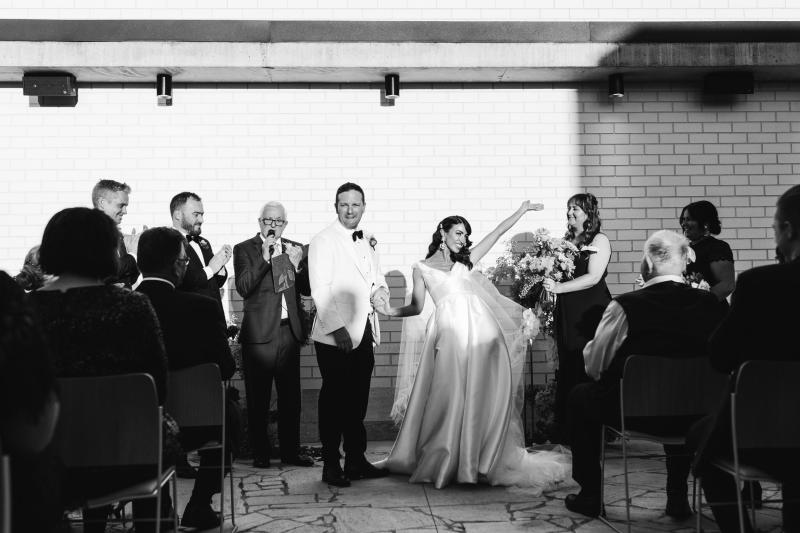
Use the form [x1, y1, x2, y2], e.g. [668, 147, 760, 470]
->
[565, 493, 604, 518]
[322, 464, 351, 487]
[344, 460, 390, 480]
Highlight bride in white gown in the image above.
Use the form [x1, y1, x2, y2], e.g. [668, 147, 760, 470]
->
[373, 201, 572, 491]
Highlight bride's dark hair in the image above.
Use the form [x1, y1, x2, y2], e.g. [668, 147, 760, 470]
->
[426, 215, 474, 270]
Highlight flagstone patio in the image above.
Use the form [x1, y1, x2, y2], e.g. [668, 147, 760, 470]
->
[89, 439, 785, 533]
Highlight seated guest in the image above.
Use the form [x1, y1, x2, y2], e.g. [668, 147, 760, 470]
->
[0, 271, 61, 533]
[564, 230, 727, 519]
[30, 207, 171, 533]
[691, 184, 800, 533]
[13, 244, 47, 291]
[136, 226, 235, 530]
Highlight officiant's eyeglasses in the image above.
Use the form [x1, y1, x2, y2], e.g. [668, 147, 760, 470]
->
[259, 217, 286, 227]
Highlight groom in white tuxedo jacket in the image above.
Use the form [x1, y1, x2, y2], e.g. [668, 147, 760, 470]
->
[309, 182, 391, 487]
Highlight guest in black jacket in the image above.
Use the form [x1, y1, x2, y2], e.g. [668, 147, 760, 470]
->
[564, 230, 727, 520]
[136, 226, 235, 530]
[170, 191, 231, 308]
[690, 184, 800, 533]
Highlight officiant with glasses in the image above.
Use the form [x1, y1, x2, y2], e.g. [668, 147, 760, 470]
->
[233, 201, 314, 469]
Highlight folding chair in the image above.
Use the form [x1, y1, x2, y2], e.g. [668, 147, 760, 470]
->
[166, 363, 235, 533]
[600, 355, 729, 533]
[54, 373, 178, 533]
[696, 360, 800, 533]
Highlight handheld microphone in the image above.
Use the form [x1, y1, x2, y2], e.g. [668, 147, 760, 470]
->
[267, 229, 275, 256]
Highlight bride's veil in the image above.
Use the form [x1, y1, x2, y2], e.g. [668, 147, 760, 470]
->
[390, 269, 434, 424]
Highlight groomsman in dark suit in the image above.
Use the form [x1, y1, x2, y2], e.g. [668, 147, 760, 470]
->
[92, 179, 140, 288]
[564, 230, 727, 520]
[233, 201, 314, 468]
[135, 226, 236, 530]
[691, 184, 800, 533]
[170, 191, 231, 305]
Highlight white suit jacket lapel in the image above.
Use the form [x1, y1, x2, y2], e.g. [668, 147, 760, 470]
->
[336, 225, 370, 282]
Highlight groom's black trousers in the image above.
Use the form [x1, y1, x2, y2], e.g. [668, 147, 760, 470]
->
[315, 322, 375, 464]
[568, 381, 694, 498]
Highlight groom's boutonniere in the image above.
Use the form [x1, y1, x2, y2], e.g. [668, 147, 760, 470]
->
[198, 238, 210, 251]
[367, 234, 378, 251]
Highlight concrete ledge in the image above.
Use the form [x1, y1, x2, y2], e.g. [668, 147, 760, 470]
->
[3, 20, 800, 84]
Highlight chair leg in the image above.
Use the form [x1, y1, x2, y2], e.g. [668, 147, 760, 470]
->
[155, 484, 162, 533]
[735, 475, 746, 533]
[622, 433, 631, 533]
[695, 479, 702, 533]
[600, 425, 607, 511]
[228, 451, 236, 528]
[172, 475, 179, 533]
[691, 475, 697, 512]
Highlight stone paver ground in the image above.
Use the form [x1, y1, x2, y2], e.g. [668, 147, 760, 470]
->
[79, 440, 785, 532]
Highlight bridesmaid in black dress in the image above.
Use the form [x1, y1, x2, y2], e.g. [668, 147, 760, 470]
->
[543, 193, 612, 443]
[679, 200, 735, 302]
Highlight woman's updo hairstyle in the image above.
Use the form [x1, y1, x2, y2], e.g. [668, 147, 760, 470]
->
[426, 215, 474, 270]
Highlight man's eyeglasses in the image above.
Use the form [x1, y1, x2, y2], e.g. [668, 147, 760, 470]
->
[259, 217, 286, 227]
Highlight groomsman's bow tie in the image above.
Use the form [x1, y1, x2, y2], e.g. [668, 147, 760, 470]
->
[352, 230, 364, 241]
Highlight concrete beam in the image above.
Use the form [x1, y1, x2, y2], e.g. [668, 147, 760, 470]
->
[2, 21, 800, 84]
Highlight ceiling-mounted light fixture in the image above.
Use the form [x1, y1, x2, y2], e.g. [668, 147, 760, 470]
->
[385, 74, 400, 100]
[608, 73, 624, 99]
[157, 73, 172, 106]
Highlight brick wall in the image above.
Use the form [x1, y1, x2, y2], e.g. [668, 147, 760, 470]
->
[2, 1, 800, 21]
[2, 80, 796, 438]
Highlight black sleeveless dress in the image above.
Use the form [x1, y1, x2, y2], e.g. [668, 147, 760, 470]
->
[553, 245, 611, 441]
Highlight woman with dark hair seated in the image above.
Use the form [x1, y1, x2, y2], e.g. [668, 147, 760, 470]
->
[0, 271, 61, 533]
[30, 207, 173, 533]
[679, 200, 735, 301]
[543, 192, 612, 443]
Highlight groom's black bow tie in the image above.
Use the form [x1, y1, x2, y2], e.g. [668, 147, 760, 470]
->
[186, 234, 201, 243]
[352, 230, 364, 241]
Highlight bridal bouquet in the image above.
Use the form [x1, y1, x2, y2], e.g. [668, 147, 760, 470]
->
[489, 228, 580, 337]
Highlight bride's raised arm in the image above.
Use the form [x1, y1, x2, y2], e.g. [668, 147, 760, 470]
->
[470, 200, 544, 264]
[377, 265, 427, 318]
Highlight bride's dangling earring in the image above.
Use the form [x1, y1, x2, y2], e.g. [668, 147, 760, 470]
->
[439, 242, 446, 251]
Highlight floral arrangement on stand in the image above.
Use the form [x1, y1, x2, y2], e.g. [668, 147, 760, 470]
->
[488, 228, 580, 444]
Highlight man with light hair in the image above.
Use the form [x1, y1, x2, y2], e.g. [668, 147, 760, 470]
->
[233, 201, 314, 469]
[563, 230, 727, 521]
[91, 179, 139, 288]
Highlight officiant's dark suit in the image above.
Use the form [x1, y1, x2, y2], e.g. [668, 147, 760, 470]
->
[565, 230, 727, 519]
[233, 203, 312, 468]
[689, 187, 800, 532]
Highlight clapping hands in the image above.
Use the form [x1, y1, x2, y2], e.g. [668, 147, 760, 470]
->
[286, 243, 304, 269]
[209, 244, 232, 273]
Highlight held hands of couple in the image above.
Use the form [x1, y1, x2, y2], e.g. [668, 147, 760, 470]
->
[209, 244, 232, 273]
[371, 288, 391, 316]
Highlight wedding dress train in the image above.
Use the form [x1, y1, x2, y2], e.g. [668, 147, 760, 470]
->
[376, 261, 572, 492]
